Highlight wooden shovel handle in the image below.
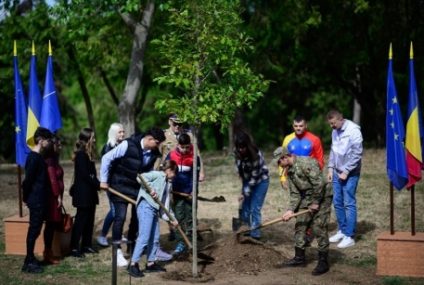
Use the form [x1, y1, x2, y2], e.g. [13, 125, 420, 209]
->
[137, 174, 193, 249]
[106, 187, 136, 205]
[172, 191, 192, 199]
[236, 209, 310, 235]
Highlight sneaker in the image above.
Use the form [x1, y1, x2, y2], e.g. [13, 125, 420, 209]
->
[70, 249, 85, 258]
[83, 247, 99, 254]
[156, 248, 173, 262]
[97, 235, 109, 247]
[172, 242, 187, 257]
[329, 230, 345, 243]
[337, 236, 355, 249]
[127, 263, 144, 278]
[117, 249, 129, 267]
[145, 262, 166, 273]
[22, 261, 43, 274]
[121, 236, 128, 243]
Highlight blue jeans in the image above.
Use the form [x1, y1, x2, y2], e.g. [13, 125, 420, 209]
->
[332, 171, 360, 237]
[241, 179, 269, 238]
[101, 193, 115, 236]
[131, 199, 159, 263]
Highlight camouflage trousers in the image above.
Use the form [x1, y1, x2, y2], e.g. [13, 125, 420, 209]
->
[294, 194, 332, 253]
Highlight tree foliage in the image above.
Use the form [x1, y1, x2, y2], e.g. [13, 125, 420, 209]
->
[3, 0, 424, 162]
[152, 0, 269, 128]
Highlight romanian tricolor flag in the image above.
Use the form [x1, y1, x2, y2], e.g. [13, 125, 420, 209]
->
[405, 42, 423, 188]
[26, 42, 42, 148]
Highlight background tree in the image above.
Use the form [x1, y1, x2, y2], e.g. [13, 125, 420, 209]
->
[151, 0, 269, 276]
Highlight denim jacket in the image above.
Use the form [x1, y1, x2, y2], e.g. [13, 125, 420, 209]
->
[136, 171, 174, 221]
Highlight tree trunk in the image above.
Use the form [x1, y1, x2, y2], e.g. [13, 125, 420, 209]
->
[352, 66, 362, 125]
[118, 1, 155, 135]
[353, 98, 361, 125]
[229, 109, 245, 150]
[67, 46, 96, 134]
[191, 125, 199, 278]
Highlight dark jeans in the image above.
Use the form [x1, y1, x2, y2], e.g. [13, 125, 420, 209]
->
[127, 204, 138, 243]
[174, 197, 193, 243]
[100, 193, 115, 236]
[71, 206, 96, 250]
[26, 206, 45, 262]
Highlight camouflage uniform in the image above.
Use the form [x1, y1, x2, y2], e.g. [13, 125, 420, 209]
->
[286, 156, 332, 253]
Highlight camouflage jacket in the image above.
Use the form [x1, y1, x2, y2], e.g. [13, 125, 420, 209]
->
[286, 156, 325, 211]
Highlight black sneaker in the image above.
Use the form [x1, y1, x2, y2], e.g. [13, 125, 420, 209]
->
[145, 262, 166, 273]
[70, 249, 85, 258]
[22, 262, 43, 274]
[127, 263, 144, 278]
[82, 247, 99, 254]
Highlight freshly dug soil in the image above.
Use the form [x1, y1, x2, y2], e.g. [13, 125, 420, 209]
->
[162, 233, 288, 282]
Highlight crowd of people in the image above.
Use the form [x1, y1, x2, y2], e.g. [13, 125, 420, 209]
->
[20, 110, 363, 278]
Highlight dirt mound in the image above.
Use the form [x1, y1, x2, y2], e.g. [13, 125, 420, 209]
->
[162, 234, 288, 282]
[205, 236, 286, 275]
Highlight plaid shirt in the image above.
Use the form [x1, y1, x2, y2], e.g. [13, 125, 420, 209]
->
[236, 150, 269, 186]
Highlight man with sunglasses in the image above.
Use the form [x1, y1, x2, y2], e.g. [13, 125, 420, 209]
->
[100, 127, 165, 267]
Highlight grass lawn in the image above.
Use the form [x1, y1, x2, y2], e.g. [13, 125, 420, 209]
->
[0, 148, 423, 284]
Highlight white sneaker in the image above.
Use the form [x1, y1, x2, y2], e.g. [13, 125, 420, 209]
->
[156, 247, 173, 262]
[329, 230, 345, 243]
[121, 236, 128, 243]
[117, 249, 129, 267]
[337, 236, 355, 248]
[96, 235, 109, 247]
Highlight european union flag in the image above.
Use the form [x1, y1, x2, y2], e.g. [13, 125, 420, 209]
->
[40, 42, 62, 132]
[13, 43, 30, 167]
[26, 42, 42, 147]
[386, 44, 408, 190]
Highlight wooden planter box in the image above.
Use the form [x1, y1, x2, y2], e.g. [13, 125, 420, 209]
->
[377, 231, 424, 277]
[3, 214, 71, 257]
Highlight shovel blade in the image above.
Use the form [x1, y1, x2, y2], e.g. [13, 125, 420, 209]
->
[232, 217, 241, 232]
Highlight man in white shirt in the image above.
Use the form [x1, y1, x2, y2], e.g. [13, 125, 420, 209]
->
[326, 110, 363, 249]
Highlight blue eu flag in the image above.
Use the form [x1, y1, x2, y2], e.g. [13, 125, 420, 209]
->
[13, 44, 30, 166]
[386, 45, 408, 190]
[40, 43, 62, 132]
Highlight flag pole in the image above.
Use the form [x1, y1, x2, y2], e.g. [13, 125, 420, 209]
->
[411, 185, 415, 235]
[390, 183, 394, 235]
[17, 166, 23, 217]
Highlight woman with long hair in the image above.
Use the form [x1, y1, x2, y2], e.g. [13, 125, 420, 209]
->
[234, 131, 269, 240]
[43, 136, 64, 264]
[70, 128, 100, 258]
[97, 123, 125, 247]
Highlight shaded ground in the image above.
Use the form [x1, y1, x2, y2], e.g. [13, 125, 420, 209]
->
[1, 150, 424, 284]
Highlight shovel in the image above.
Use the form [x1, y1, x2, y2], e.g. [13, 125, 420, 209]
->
[235, 209, 310, 242]
[231, 199, 243, 232]
[172, 191, 226, 203]
[136, 174, 215, 262]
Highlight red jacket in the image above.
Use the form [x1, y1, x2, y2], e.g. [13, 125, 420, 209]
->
[45, 157, 64, 222]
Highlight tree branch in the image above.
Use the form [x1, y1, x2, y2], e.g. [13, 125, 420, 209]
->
[98, 67, 119, 106]
[119, 11, 136, 29]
